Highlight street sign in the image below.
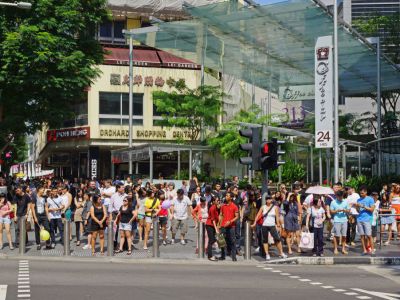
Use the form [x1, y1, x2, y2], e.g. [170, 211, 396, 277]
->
[315, 35, 334, 149]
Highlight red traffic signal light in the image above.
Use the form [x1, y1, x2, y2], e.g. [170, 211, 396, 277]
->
[262, 143, 270, 154]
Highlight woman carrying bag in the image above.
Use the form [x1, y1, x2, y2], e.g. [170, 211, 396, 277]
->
[252, 195, 287, 261]
[306, 196, 326, 257]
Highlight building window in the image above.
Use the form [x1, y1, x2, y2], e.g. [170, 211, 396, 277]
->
[98, 20, 126, 45]
[99, 92, 143, 126]
[63, 94, 88, 127]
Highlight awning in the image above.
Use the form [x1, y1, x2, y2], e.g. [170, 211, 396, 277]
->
[104, 47, 161, 67]
[133, 0, 400, 96]
[157, 50, 200, 68]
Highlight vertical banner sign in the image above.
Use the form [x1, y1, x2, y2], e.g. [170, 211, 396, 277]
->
[89, 146, 100, 180]
[315, 35, 334, 148]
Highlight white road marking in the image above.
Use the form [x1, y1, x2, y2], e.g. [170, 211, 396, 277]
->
[18, 290, 30, 293]
[17, 260, 31, 300]
[0, 285, 7, 300]
[289, 276, 300, 279]
[17, 294, 30, 298]
[322, 286, 335, 289]
[256, 265, 266, 268]
[310, 282, 322, 285]
[352, 288, 400, 300]
[356, 297, 371, 300]
[333, 289, 347, 292]
[271, 270, 281, 273]
[345, 292, 359, 296]
[280, 273, 291, 275]
[263, 267, 273, 270]
[299, 279, 311, 282]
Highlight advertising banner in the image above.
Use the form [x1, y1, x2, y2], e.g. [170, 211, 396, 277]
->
[89, 146, 100, 180]
[315, 36, 334, 148]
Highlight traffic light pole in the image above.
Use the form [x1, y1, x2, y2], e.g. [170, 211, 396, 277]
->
[262, 125, 268, 202]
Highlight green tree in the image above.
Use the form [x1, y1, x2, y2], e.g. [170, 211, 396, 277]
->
[269, 160, 306, 183]
[0, 0, 108, 138]
[152, 78, 224, 143]
[353, 13, 400, 137]
[207, 105, 286, 159]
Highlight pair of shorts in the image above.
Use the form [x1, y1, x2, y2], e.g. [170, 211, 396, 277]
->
[119, 222, 132, 231]
[145, 216, 153, 224]
[159, 216, 168, 226]
[0, 217, 11, 224]
[261, 226, 280, 243]
[357, 221, 372, 236]
[138, 214, 145, 220]
[333, 222, 347, 237]
[171, 218, 188, 235]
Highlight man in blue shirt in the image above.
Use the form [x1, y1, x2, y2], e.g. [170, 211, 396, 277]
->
[355, 186, 375, 256]
[330, 190, 350, 255]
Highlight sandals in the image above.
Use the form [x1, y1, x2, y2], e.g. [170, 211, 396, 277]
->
[208, 256, 218, 262]
[76, 241, 81, 246]
[127, 251, 132, 255]
[114, 249, 123, 254]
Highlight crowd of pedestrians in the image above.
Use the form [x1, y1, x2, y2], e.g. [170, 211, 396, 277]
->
[0, 174, 399, 261]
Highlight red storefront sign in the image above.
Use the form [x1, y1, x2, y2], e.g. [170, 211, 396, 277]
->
[47, 127, 90, 142]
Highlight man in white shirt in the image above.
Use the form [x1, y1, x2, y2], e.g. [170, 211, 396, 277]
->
[346, 186, 360, 246]
[170, 189, 193, 245]
[101, 179, 115, 210]
[109, 184, 126, 247]
[47, 188, 64, 248]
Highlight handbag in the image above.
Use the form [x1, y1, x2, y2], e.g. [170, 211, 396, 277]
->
[299, 231, 314, 250]
[216, 232, 226, 248]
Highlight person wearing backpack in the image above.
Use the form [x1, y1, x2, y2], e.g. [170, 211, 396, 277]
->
[252, 194, 287, 261]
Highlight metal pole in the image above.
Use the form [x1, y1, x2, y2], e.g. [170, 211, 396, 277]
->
[128, 36, 134, 175]
[342, 144, 346, 182]
[107, 220, 114, 256]
[306, 150, 309, 184]
[152, 217, 160, 258]
[63, 219, 70, 256]
[244, 221, 251, 260]
[18, 216, 26, 255]
[333, 0, 340, 183]
[198, 222, 205, 258]
[177, 150, 181, 180]
[326, 149, 331, 185]
[149, 147, 153, 183]
[358, 146, 362, 176]
[377, 37, 382, 177]
[262, 125, 269, 195]
[278, 165, 282, 184]
[189, 148, 193, 179]
[248, 167, 252, 184]
[319, 149, 323, 185]
[310, 143, 314, 183]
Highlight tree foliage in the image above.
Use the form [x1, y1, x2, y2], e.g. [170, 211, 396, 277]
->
[207, 105, 285, 160]
[0, 0, 109, 138]
[269, 160, 306, 183]
[152, 78, 224, 143]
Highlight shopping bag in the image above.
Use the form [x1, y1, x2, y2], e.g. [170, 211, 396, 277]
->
[299, 232, 314, 250]
[268, 233, 275, 245]
[216, 232, 226, 248]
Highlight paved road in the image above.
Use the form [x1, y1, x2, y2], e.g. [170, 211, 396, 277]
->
[0, 259, 399, 300]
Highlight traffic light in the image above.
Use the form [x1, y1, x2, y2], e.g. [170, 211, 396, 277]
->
[239, 127, 261, 171]
[260, 138, 285, 170]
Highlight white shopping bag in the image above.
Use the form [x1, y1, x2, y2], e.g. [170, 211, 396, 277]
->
[268, 233, 274, 245]
[299, 232, 314, 250]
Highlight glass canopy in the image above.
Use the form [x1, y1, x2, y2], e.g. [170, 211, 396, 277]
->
[135, 0, 400, 96]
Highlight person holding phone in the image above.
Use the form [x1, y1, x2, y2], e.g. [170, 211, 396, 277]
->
[355, 186, 376, 256]
[330, 190, 350, 255]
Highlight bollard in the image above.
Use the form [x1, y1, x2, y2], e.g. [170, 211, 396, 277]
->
[19, 216, 26, 255]
[198, 222, 205, 258]
[107, 220, 114, 256]
[244, 221, 251, 260]
[63, 219, 70, 256]
[152, 217, 160, 258]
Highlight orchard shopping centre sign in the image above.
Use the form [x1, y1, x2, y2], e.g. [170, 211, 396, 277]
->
[99, 127, 194, 140]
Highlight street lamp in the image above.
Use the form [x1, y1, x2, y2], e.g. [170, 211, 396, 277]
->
[366, 36, 382, 177]
[0, 1, 32, 9]
[122, 26, 159, 175]
[333, 0, 340, 183]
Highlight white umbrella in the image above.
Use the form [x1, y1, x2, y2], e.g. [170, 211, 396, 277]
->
[305, 186, 334, 195]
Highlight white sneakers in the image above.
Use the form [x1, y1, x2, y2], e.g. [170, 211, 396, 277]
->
[181, 240, 186, 245]
[82, 244, 91, 250]
[266, 254, 271, 261]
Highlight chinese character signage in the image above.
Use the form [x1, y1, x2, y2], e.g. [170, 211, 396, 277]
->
[315, 36, 333, 149]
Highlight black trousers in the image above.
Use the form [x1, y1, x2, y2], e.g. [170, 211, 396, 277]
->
[206, 225, 217, 258]
[50, 218, 64, 244]
[34, 214, 51, 246]
[312, 227, 324, 255]
[220, 227, 236, 259]
[75, 222, 82, 242]
[346, 219, 357, 243]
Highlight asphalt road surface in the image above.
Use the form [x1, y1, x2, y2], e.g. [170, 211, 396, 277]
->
[0, 259, 399, 300]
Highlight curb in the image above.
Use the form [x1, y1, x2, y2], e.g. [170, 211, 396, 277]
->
[266, 256, 400, 265]
[0, 254, 259, 266]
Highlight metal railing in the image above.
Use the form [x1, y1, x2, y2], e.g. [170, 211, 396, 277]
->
[377, 213, 400, 249]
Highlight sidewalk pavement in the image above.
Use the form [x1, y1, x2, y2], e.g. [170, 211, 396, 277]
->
[1, 220, 399, 264]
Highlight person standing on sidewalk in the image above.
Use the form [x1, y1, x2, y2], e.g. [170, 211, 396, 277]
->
[89, 194, 107, 255]
[47, 188, 65, 248]
[345, 186, 360, 246]
[306, 196, 326, 257]
[74, 189, 85, 247]
[170, 189, 192, 245]
[14, 187, 31, 247]
[31, 187, 51, 250]
[206, 196, 220, 261]
[218, 192, 239, 261]
[109, 184, 126, 248]
[115, 196, 136, 255]
[330, 190, 350, 255]
[0, 193, 14, 250]
[144, 189, 160, 250]
[355, 186, 376, 256]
